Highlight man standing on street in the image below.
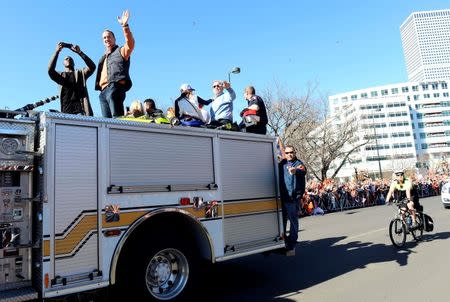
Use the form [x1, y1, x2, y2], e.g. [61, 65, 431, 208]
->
[279, 145, 307, 256]
[95, 10, 135, 118]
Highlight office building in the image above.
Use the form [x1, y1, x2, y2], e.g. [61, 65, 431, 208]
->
[400, 9, 450, 82]
[328, 80, 450, 178]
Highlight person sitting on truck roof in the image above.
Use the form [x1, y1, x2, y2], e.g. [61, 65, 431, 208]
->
[143, 99, 164, 117]
[126, 100, 145, 117]
[118, 100, 150, 122]
[174, 84, 211, 125]
[143, 98, 170, 124]
[239, 86, 268, 134]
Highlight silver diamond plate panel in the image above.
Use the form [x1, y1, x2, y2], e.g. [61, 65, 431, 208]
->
[39, 112, 277, 141]
[0, 118, 36, 165]
[0, 286, 38, 302]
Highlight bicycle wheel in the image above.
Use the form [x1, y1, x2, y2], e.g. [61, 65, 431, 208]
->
[389, 218, 406, 248]
[411, 214, 424, 241]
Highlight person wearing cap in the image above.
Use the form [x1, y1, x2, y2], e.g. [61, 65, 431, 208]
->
[48, 42, 96, 115]
[385, 170, 420, 228]
[209, 80, 236, 127]
[174, 84, 211, 124]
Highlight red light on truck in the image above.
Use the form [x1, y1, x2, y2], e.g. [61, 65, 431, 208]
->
[180, 197, 191, 205]
[45, 273, 49, 288]
[104, 229, 122, 237]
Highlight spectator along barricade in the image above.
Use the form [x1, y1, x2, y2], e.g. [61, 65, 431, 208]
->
[299, 172, 445, 217]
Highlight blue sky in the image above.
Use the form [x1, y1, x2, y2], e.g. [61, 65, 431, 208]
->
[1, 1, 449, 118]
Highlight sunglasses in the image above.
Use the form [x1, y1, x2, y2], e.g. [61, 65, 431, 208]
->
[212, 84, 221, 88]
[285, 151, 295, 154]
[395, 173, 404, 176]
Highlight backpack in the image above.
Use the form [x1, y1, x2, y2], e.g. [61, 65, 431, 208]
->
[423, 214, 434, 232]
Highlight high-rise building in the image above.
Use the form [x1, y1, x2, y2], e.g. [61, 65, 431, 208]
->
[328, 81, 450, 179]
[400, 9, 450, 82]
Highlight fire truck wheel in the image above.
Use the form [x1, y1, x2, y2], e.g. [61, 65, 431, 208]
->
[127, 237, 200, 301]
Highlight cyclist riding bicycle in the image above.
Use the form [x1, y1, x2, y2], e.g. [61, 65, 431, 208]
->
[385, 169, 420, 228]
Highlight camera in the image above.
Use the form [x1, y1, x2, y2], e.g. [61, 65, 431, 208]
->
[60, 42, 73, 48]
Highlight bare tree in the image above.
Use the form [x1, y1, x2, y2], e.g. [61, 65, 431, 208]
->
[263, 82, 370, 181]
[262, 80, 319, 143]
[301, 109, 369, 181]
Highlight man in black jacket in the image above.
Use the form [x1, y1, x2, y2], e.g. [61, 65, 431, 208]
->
[279, 145, 306, 256]
[48, 42, 95, 115]
[240, 86, 268, 134]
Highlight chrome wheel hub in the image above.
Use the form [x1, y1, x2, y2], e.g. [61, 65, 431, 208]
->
[145, 248, 189, 300]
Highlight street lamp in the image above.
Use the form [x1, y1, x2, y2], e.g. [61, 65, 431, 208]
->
[371, 109, 383, 178]
[228, 67, 241, 83]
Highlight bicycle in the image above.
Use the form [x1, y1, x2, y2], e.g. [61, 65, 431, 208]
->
[388, 198, 424, 248]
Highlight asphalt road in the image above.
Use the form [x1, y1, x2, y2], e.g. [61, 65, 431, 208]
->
[64, 196, 449, 302]
[196, 195, 449, 302]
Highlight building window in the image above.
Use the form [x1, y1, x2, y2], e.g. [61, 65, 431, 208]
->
[361, 93, 368, 99]
[432, 83, 439, 90]
[424, 94, 430, 98]
[416, 113, 423, 119]
[444, 92, 449, 97]
[342, 96, 348, 102]
[412, 85, 419, 91]
[351, 95, 357, 100]
[422, 84, 429, 91]
[402, 87, 409, 93]
[371, 91, 378, 97]
[391, 88, 399, 94]
[420, 133, 426, 139]
[443, 83, 448, 89]
[434, 93, 440, 98]
[421, 144, 428, 149]
[418, 122, 424, 128]
[381, 89, 388, 96]
[413, 95, 419, 100]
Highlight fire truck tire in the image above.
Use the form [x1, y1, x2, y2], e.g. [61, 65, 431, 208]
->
[123, 235, 200, 301]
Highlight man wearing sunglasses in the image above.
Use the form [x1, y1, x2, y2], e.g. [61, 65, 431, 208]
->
[385, 170, 419, 228]
[208, 80, 236, 127]
[278, 145, 306, 256]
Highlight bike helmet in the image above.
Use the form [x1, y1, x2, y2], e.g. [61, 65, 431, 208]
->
[394, 169, 404, 176]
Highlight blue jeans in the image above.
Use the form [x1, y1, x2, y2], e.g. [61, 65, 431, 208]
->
[99, 83, 126, 118]
[282, 202, 299, 250]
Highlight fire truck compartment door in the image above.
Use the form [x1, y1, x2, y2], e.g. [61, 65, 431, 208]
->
[53, 124, 99, 277]
[220, 138, 280, 249]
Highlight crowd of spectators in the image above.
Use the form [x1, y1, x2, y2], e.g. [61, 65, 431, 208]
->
[299, 171, 447, 217]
